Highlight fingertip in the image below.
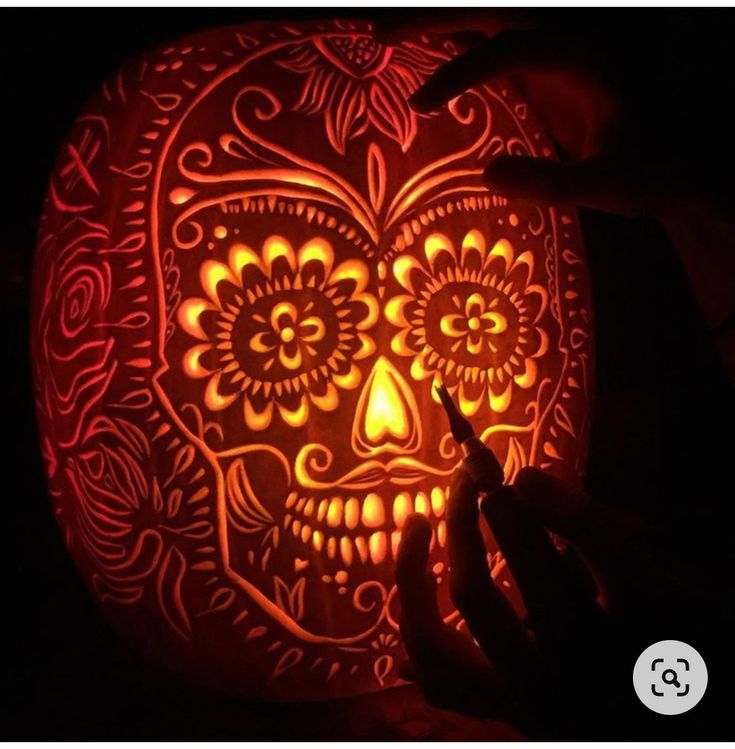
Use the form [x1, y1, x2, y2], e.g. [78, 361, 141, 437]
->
[396, 513, 432, 584]
[483, 156, 533, 196]
[401, 512, 433, 547]
[514, 466, 567, 506]
[408, 86, 440, 114]
[513, 466, 550, 494]
[484, 156, 578, 206]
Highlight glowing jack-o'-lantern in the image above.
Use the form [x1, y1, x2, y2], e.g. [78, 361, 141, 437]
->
[31, 20, 593, 700]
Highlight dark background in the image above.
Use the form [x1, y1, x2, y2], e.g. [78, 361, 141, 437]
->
[2, 7, 734, 740]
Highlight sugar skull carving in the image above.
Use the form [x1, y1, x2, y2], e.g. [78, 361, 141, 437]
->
[31, 20, 593, 700]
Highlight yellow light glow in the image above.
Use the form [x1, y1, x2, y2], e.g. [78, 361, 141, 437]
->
[344, 498, 360, 530]
[414, 491, 430, 516]
[263, 235, 296, 274]
[297, 237, 334, 277]
[243, 399, 273, 431]
[424, 233, 454, 269]
[182, 344, 212, 379]
[326, 497, 343, 527]
[309, 382, 340, 412]
[200, 260, 237, 305]
[277, 396, 309, 428]
[204, 372, 238, 411]
[229, 242, 262, 276]
[430, 487, 445, 517]
[361, 493, 385, 528]
[352, 356, 421, 457]
[393, 492, 412, 528]
[368, 531, 387, 564]
[366, 382, 407, 441]
[178, 298, 214, 341]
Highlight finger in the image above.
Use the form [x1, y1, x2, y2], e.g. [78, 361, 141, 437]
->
[512, 467, 597, 541]
[480, 486, 600, 638]
[446, 469, 538, 701]
[513, 467, 660, 610]
[560, 543, 599, 604]
[396, 513, 443, 633]
[409, 29, 589, 113]
[483, 155, 649, 216]
[397, 513, 514, 722]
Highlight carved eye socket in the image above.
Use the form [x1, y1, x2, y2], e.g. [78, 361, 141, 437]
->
[385, 229, 550, 417]
[177, 235, 378, 430]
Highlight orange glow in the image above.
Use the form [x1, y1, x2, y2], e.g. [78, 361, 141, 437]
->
[361, 493, 385, 528]
[351, 356, 421, 457]
[33, 18, 592, 704]
[368, 532, 387, 565]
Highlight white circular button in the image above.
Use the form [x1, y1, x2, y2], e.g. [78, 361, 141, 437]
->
[633, 640, 707, 715]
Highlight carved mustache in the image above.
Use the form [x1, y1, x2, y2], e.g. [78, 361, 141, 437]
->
[294, 442, 458, 491]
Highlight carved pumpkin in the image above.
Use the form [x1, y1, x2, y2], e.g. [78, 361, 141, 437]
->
[31, 20, 593, 700]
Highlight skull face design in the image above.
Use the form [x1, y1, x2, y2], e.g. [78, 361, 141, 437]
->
[33, 20, 592, 700]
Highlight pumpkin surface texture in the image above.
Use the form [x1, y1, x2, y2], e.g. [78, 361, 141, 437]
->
[31, 19, 593, 700]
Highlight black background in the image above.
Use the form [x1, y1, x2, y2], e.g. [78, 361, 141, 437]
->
[2, 7, 734, 740]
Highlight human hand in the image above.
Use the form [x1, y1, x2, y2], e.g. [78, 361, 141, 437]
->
[395, 462, 718, 738]
[374, 11, 731, 218]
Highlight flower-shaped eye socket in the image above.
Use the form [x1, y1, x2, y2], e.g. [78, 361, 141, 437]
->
[247, 299, 329, 373]
[178, 235, 378, 430]
[439, 292, 508, 356]
[386, 230, 549, 416]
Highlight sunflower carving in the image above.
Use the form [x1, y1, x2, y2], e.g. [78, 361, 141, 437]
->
[277, 33, 440, 154]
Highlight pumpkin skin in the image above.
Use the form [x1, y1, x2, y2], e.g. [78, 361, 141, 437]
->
[31, 19, 593, 701]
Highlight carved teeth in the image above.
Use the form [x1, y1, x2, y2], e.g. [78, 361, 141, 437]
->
[362, 493, 385, 528]
[391, 530, 402, 559]
[317, 499, 328, 522]
[340, 536, 353, 566]
[312, 529, 324, 552]
[292, 488, 451, 561]
[430, 487, 446, 517]
[393, 492, 412, 528]
[344, 497, 360, 530]
[414, 491, 430, 516]
[368, 532, 387, 565]
[355, 536, 369, 563]
[327, 536, 337, 559]
[437, 520, 447, 547]
[326, 497, 343, 527]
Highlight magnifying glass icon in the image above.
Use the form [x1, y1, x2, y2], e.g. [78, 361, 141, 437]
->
[662, 668, 681, 688]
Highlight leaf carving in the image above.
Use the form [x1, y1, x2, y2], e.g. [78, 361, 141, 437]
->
[272, 647, 304, 679]
[554, 403, 576, 437]
[502, 436, 527, 484]
[367, 142, 386, 214]
[373, 654, 394, 686]
[156, 546, 191, 641]
[226, 458, 274, 533]
[273, 576, 306, 622]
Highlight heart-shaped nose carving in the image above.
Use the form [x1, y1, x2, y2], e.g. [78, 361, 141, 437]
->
[351, 356, 421, 458]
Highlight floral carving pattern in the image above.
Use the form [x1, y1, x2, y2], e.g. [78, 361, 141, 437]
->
[31, 19, 593, 701]
[277, 35, 441, 154]
[177, 235, 378, 430]
[386, 230, 549, 415]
